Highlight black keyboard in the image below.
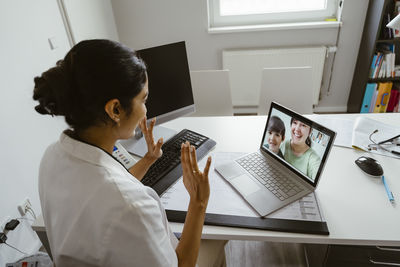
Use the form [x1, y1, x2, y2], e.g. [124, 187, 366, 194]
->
[142, 129, 216, 195]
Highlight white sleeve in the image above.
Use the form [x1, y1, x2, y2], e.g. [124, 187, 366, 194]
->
[101, 191, 178, 267]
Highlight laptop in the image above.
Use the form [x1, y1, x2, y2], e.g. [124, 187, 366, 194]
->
[215, 102, 336, 216]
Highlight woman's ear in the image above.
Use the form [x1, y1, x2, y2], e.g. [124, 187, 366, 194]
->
[105, 99, 121, 124]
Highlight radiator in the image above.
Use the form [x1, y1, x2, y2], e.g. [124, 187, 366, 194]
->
[222, 46, 327, 107]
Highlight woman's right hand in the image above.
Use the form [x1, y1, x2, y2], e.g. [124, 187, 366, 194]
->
[180, 141, 211, 208]
[176, 142, 211, 267]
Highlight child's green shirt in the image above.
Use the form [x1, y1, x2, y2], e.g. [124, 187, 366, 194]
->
[281, 140, 321, 180]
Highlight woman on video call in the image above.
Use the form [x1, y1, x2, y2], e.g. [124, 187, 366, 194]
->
[33, 39, 226, 267]
[281, 118, 321, 180]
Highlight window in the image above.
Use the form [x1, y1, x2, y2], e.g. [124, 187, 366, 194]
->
[208, 0, 339, 29]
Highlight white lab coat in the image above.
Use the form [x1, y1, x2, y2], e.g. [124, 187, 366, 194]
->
[38, 132, 178, 267]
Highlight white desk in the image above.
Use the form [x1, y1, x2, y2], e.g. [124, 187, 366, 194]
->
[161, 113, 400, 247]
[33, 113, 400, 248]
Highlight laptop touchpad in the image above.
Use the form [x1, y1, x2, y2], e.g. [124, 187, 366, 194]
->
[231, 174, 260, 196]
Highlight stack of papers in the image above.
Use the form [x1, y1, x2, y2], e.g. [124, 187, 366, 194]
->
[307, 115, 400, 159]
[352, 117, 400, 158]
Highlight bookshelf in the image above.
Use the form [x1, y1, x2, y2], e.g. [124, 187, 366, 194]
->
[369, 77, 400, 82]
[347, 0, 399, 113]
[376, 37, 400, 43]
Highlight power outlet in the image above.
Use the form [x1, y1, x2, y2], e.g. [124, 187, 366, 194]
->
[17, 198, 32, 216]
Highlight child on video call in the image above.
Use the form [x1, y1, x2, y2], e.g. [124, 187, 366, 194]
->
[264, 116, 285, 158]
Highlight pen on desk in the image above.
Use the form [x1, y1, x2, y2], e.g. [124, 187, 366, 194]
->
[382, 176, 395, 204]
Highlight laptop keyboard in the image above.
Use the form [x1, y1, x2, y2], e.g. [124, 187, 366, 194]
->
[236, 152, 304, 201]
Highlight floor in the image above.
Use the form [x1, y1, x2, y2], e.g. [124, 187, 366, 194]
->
[225, 240, 307, 267]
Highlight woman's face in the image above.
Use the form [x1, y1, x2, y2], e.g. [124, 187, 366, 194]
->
[119, 81, 148, 139]
[290, 119, 311, 146]
[267, 130, 284, 153]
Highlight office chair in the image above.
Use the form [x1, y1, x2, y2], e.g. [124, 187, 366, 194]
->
[258, 66, 314, 115]
[189, 70, 234, 116]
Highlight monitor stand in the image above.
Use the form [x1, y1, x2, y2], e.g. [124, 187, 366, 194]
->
[119, 125, 178, 157]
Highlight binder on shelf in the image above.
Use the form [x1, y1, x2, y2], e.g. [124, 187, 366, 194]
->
[373, 82, 393, 113]
[387, 89, 400, 112]
[369, 86, 379, 113]
[360, 83, 377, 113]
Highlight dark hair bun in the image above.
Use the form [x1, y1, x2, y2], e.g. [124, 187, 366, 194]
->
[33, 60, 70, 116]
[33, 39, 147, 130]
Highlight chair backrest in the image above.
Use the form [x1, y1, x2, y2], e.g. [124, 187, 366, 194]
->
[258, 66, 314, 115]
[189, 70, 234, 116]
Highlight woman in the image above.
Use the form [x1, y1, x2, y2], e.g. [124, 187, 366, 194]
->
[281, 118, 321, 180]
[33, 39, 216, 267]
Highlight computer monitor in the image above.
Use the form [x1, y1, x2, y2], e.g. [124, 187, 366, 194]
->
[138, 41, 195, 124]
[120, 41, 195, 156]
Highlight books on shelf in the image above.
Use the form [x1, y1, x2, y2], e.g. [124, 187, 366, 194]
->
[360, 82, 400, 113]
[369, 44, 396, 79]
[359, 4, 400, 114]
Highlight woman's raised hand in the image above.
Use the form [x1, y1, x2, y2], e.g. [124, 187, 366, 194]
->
[139, 117, 163, 162]
[181, 141, 211, 207]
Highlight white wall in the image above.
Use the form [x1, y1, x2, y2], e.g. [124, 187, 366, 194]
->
[0, 0, 118, 264]
[111, 0, 369, 112]
[62, 0, 119, 43]
[0, 0, 70, 264]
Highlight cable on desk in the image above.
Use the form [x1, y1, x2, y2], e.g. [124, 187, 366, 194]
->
[3, 241, 28, 255]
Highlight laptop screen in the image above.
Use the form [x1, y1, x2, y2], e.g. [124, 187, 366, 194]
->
[260, 102, 336, 186]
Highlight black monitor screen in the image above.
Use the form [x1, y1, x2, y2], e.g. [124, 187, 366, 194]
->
[137, 41, 194, 122]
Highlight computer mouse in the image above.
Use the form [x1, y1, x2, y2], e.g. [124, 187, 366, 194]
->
[355, 156, 384, 177]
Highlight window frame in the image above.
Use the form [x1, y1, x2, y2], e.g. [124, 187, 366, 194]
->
[208, 0, 339, 28]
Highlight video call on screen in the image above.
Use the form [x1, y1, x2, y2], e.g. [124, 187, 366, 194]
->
[263, 108, 330, 182]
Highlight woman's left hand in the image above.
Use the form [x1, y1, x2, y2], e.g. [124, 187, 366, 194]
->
[139, 117, 163, 162]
